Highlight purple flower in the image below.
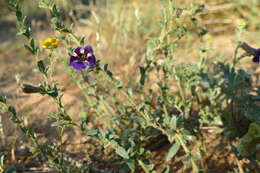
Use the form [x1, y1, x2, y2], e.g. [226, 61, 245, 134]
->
[69, 45, 96, 70]
[252, 49, 260, 63]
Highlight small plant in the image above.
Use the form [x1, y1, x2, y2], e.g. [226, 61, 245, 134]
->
[0, 0, 259, 172]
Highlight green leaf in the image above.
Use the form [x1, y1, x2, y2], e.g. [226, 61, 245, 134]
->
[0, 93, 6, 104]
[16, 11, 22, 21]
[166, 141, 180, 161]
[23, 27, 31, 39]
[160, 9, 165, 24]
[52, 4, 59, 17]
[177, 115, 183, 127]
[115, 145, 129, 159]
[79, 111, 87, 118]
[30, 38, 35, 49]
[39, 0, 50, 9]
[170, 116, 177, 130]
[182, 160, 192, 168]
[162, 166, 170, 173]
[116, 81, 123, 89]
[103, 64, 113, 79]
[37, 60, 46, 75]
[126, 160, 135, 172]
[127, 87, 133, 97]
[138, 160, 154, 173]
[106, 70, 113, 79]
[0, 152, 4, 167]
[146, 163, 154, 171]
[20, 126, 27, 134]
[104, 64, 108, 71]
[35, 47, 39, 57]
[80, 35, 85, 47]
[51, 17, 58, 29]
[87, 128, 98, 136]
[10, 115, 20, 123]
[139, 66, 146, 86]
[80, 117, 87, 131]
[52, 85, 58, 97]
[51, 121, 65, 127]
[8, 106, 16, 116]
[51, 17, 58, 24]
[183, 134, 195, 141]
[8, 1, 16, 12]
[237, 123, 260, 158]
[24, 44, 34, 54]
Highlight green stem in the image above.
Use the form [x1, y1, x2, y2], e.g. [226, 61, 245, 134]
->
[58, 126, 63, 162]
[232, 44, 240, 68]
[175, 134, 199, 173]
[70, 33, 81, 46]
[76, 80, 93, 107]
[138, 160, 149, 173]
[176, 79, 188, 120]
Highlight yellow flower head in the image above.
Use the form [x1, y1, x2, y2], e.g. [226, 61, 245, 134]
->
[203, 34, 212, 41]
[41, 37, 59, 49]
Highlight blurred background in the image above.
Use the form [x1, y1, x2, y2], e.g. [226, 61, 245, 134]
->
[0, 0, 260, 172]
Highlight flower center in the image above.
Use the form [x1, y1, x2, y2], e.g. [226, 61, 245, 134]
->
[77, 54, 88, 62]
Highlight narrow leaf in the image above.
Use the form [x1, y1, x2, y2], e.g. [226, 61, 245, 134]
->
[30, 38, 35, 49]
[0, 93, 6, 104]
[170, 116, 177, 130]
[24, 44, 34, 54]
[162, 166, 170, 173]
[116, 145, 129, 159]
[139, 66, 146, 86]
[80, 35, 85, 47]
[104, 64, 108, 71]
[166, 142, 180, 161]
[126, 160, 135, 172]
[8, 106, 16, 116]
[37, 60, 46, 74]
[87, 128, 98, 136]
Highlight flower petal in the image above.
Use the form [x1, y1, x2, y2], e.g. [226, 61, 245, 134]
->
[253, 49, 260, 63]
[69, 45, 96, 70]
[84, 45, 94, 53]
[74, 47, 82, 55]
[87, 53, 93, 57]
[252, 56, 260, 63]
[69, 56, 77, 66]
[70, 61, 87, 70]
[71, 52, 78, 57]
[80, 48, 85, 54]
[87, 54, 96, 66]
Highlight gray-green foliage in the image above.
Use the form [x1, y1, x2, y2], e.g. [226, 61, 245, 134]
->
[1, 0, 259, 172]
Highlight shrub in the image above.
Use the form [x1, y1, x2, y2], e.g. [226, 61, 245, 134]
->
[0, 0, 259, 172]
